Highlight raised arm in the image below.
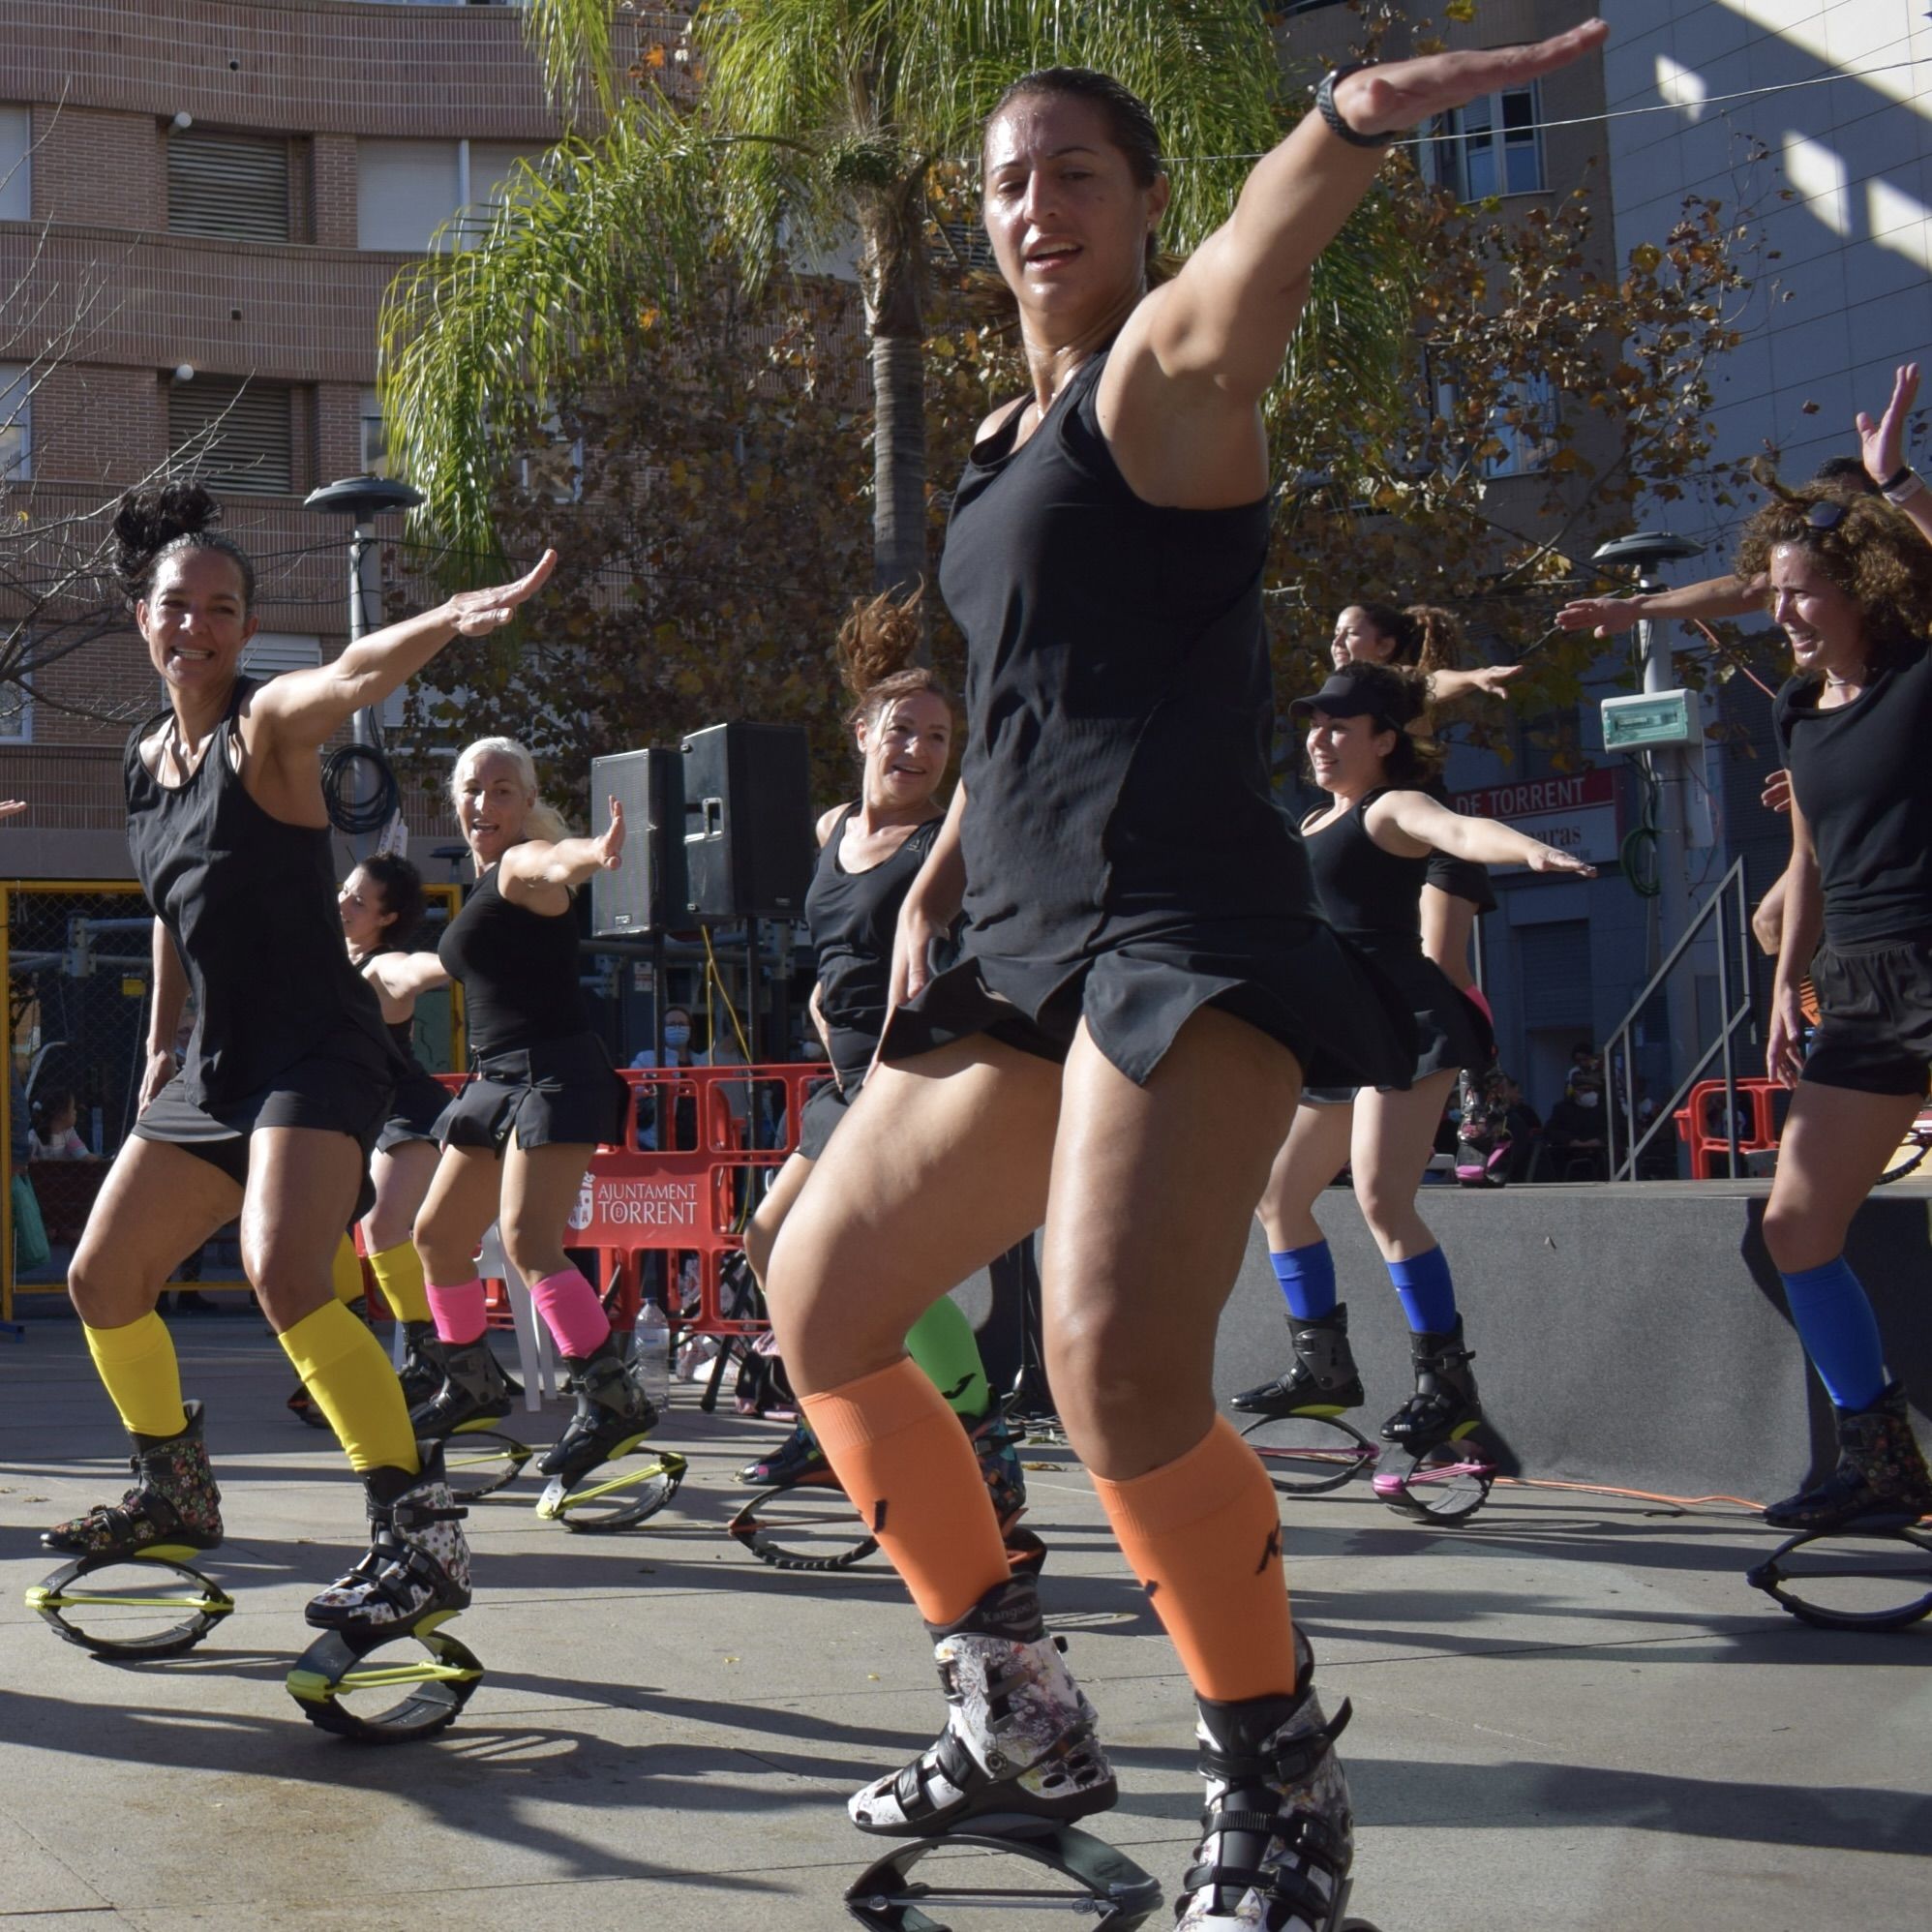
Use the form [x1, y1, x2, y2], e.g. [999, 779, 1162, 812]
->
[142, 921, 189, 1110]
[1860, 362, 1932, 549]
[251, 550, 557, 751]
[1371, 789, 1596, 877]
[1429, 664, 1524, 705]
[1121, 23, 1608, 421]
[1556, 573, 1765, 639]
[498, 798, 624, 905]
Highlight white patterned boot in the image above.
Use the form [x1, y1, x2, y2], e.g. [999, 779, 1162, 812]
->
[305, 1441, 471, 1634]
[850, 1575, 1116, 1837]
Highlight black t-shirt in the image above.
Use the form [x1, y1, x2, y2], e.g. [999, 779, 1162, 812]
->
[1774, 644, 1932, 947]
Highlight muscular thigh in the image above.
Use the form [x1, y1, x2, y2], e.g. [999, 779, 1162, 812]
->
[766, 1035, 1061, 1392]
[416, 1143, 508, 1257]
[1041, 1008, 1302, 1478]
[69, 1137, 242, 1326]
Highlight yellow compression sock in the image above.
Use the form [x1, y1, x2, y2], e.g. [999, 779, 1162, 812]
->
[368, 1240, 433, 1327]
[331, 1234, 366, 1307]
[278, 1300, 419, 1475]
[85, 1313, 188, 1438]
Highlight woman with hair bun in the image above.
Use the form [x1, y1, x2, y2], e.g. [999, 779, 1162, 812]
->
[42, 481, 555, 1645]
[734, 592, 1022, 1543]
[760, 25, 1607, 1928]
[405, 738, 646, 1507]
[1744, 449, 1932, 1532]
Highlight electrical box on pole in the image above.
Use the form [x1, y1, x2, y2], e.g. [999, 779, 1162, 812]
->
[1601, 690, 1699, 751]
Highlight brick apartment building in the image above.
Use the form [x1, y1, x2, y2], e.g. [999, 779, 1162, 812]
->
[0, 0, 585, 880]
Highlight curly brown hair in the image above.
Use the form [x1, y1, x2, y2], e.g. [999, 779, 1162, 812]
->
[1735, 485, 1932, 676]
[835, 588, 953, 739]
[1347, 601, 1467, 679]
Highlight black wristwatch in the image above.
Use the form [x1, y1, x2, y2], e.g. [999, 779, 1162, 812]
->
[1315, 63, 1395, 149]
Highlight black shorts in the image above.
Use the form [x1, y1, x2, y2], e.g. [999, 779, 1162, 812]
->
[134, 1050, 392, 1217]
[377, 1064, 455, 1154]
[1425, 850, 1497, 915]
[435, 1034, 628, 1156]
[1800, 934, 1932, 1098]
[795, 1058, 870, 1162]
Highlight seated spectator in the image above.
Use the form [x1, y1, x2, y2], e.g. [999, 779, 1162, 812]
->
[1545, 1072, 1610, 1180]
[1499, 1078, 1542, 1183]
[29, 1091, 94, 1161]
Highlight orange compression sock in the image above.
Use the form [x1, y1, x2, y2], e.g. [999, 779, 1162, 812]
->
[1090, 1415, 1296, 1703]
[800, 1356, 1011, 1626]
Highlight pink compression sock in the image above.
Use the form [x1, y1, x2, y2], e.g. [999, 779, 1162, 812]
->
[427, 1277, 489, 1345]
[1463, 984, 1494, 1024]
[528, 1269, 612, 1362]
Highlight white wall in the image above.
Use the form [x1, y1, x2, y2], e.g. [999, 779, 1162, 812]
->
[1605, 1, 1931, 560]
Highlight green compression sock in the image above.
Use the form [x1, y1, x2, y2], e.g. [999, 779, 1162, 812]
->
[906, 1296, 992, 1421]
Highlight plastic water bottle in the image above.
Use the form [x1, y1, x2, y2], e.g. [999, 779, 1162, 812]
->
[630, 1298, 673, 1411]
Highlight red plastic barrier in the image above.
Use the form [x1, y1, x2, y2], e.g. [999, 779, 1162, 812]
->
[434, 1061, 832, 1339]
[1673, 1077, 1784, 1179]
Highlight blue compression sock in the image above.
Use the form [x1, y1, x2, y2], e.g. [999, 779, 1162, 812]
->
[1387, 1247, 1458, 1335]
[1270, 1242, 1337, 1320]
[1778, 1257, 1887, 1413]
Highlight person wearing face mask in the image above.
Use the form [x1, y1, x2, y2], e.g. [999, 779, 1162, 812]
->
[1237, 663, 1594, 1449]
[405, 739, 647, 1507]
[42, 483, 554, 1644]
[1542, 1072, 1609, 1181]
[1740, 410, 1932, 1532]
[732, 594, 1019, 1544]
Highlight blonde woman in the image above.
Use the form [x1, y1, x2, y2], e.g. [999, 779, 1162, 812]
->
[400, 740, 644, 1496]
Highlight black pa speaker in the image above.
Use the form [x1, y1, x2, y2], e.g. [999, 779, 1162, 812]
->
[680, 722, 812, 921]
[589, 748, 688, 937]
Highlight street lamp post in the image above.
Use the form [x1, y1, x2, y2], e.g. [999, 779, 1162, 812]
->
[303, 474, 426, 860]
[1592, 530, 1706, 1141]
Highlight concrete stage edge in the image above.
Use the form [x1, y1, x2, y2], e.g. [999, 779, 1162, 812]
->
[959, 1181, 1932, 1504]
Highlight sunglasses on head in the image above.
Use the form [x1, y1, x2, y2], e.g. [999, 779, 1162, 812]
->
[1803, 498, 1849, 532]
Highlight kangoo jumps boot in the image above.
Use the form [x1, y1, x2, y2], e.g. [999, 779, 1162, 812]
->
[1381, 1317, 1481, 1453]
[537, 1334, 657, 1491]
[1232, 1306, 1366, 1419]
[398, 1321, 450, 1412]
[43, 1401, 224, 1558]
[409, 1339, 517, 1439]
[1765, 1382, 1932, 1533]
[849, 1574, 1117, 1837]
[306, 1441, 471, 1634]
[1175, 1630, 1355, 1932]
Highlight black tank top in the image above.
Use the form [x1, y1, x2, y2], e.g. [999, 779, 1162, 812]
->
[363, 944, 429, 1070]
[805, 806, 944, 1079]
[937, 346, 1308, 969]
[124, 678, 398, 1108]
[438, 865, 585, 1057]
[1304, 789, 1429, 956]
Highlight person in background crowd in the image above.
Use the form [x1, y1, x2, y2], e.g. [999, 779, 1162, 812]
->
[30, 1091, 95, 1161]
[1544, 1071, 1610, 1180]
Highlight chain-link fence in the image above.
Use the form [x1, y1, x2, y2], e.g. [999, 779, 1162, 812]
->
[2, 879, 466, 1318]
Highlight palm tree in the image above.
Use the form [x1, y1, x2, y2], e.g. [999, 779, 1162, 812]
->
[380, 2, 1407, 594]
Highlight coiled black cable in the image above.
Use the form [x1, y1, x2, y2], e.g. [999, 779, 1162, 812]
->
[322, 742, 400, 836]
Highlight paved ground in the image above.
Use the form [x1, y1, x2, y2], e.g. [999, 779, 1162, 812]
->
[2, 1311, 1929, 1931]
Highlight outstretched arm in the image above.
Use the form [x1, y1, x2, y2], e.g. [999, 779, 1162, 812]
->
[362, 950, 450, 1013]
[252, 550, 558, 751]
[1131, 23, 1609, 412]
[1555, 573, 1763, 639]
[498, 798, 624, 903]
[1429, 664, 1524, 705]
[1860, 362, 1932, 549]
[1372, 790, 1596, 876]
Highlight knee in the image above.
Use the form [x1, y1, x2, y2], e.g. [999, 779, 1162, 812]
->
[412, 1202, 470, 1274]
[742, 1211, 777, 1287]
[66, 1241, 129, 1327]
[1043, 1304, 1162, 1417]
[498, 1213, 562, 1283]
[1353, 1179, 1415, 1248]
[1763, 1199, 1838, 1275]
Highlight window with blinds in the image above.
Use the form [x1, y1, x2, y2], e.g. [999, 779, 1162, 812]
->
[168, 128, 291, 243]
[166, 377, 293, 495]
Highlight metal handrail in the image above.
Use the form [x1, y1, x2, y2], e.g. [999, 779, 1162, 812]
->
[1604, 857, 1760, 1181]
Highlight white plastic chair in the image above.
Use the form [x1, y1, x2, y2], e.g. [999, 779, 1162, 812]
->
[476, 1223, 555, 1409]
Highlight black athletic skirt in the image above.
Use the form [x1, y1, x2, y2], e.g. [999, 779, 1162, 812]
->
[1303, 949, 1493, 1106]
[881, 921, 1416, 1094]
[134, 1041, 392, 1218]
[1426, 849, 1497, 915]
[377, 1063, 454, 1154]
[434, 1032, 628, 1155]
[1801, 932, 1932, 1098]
